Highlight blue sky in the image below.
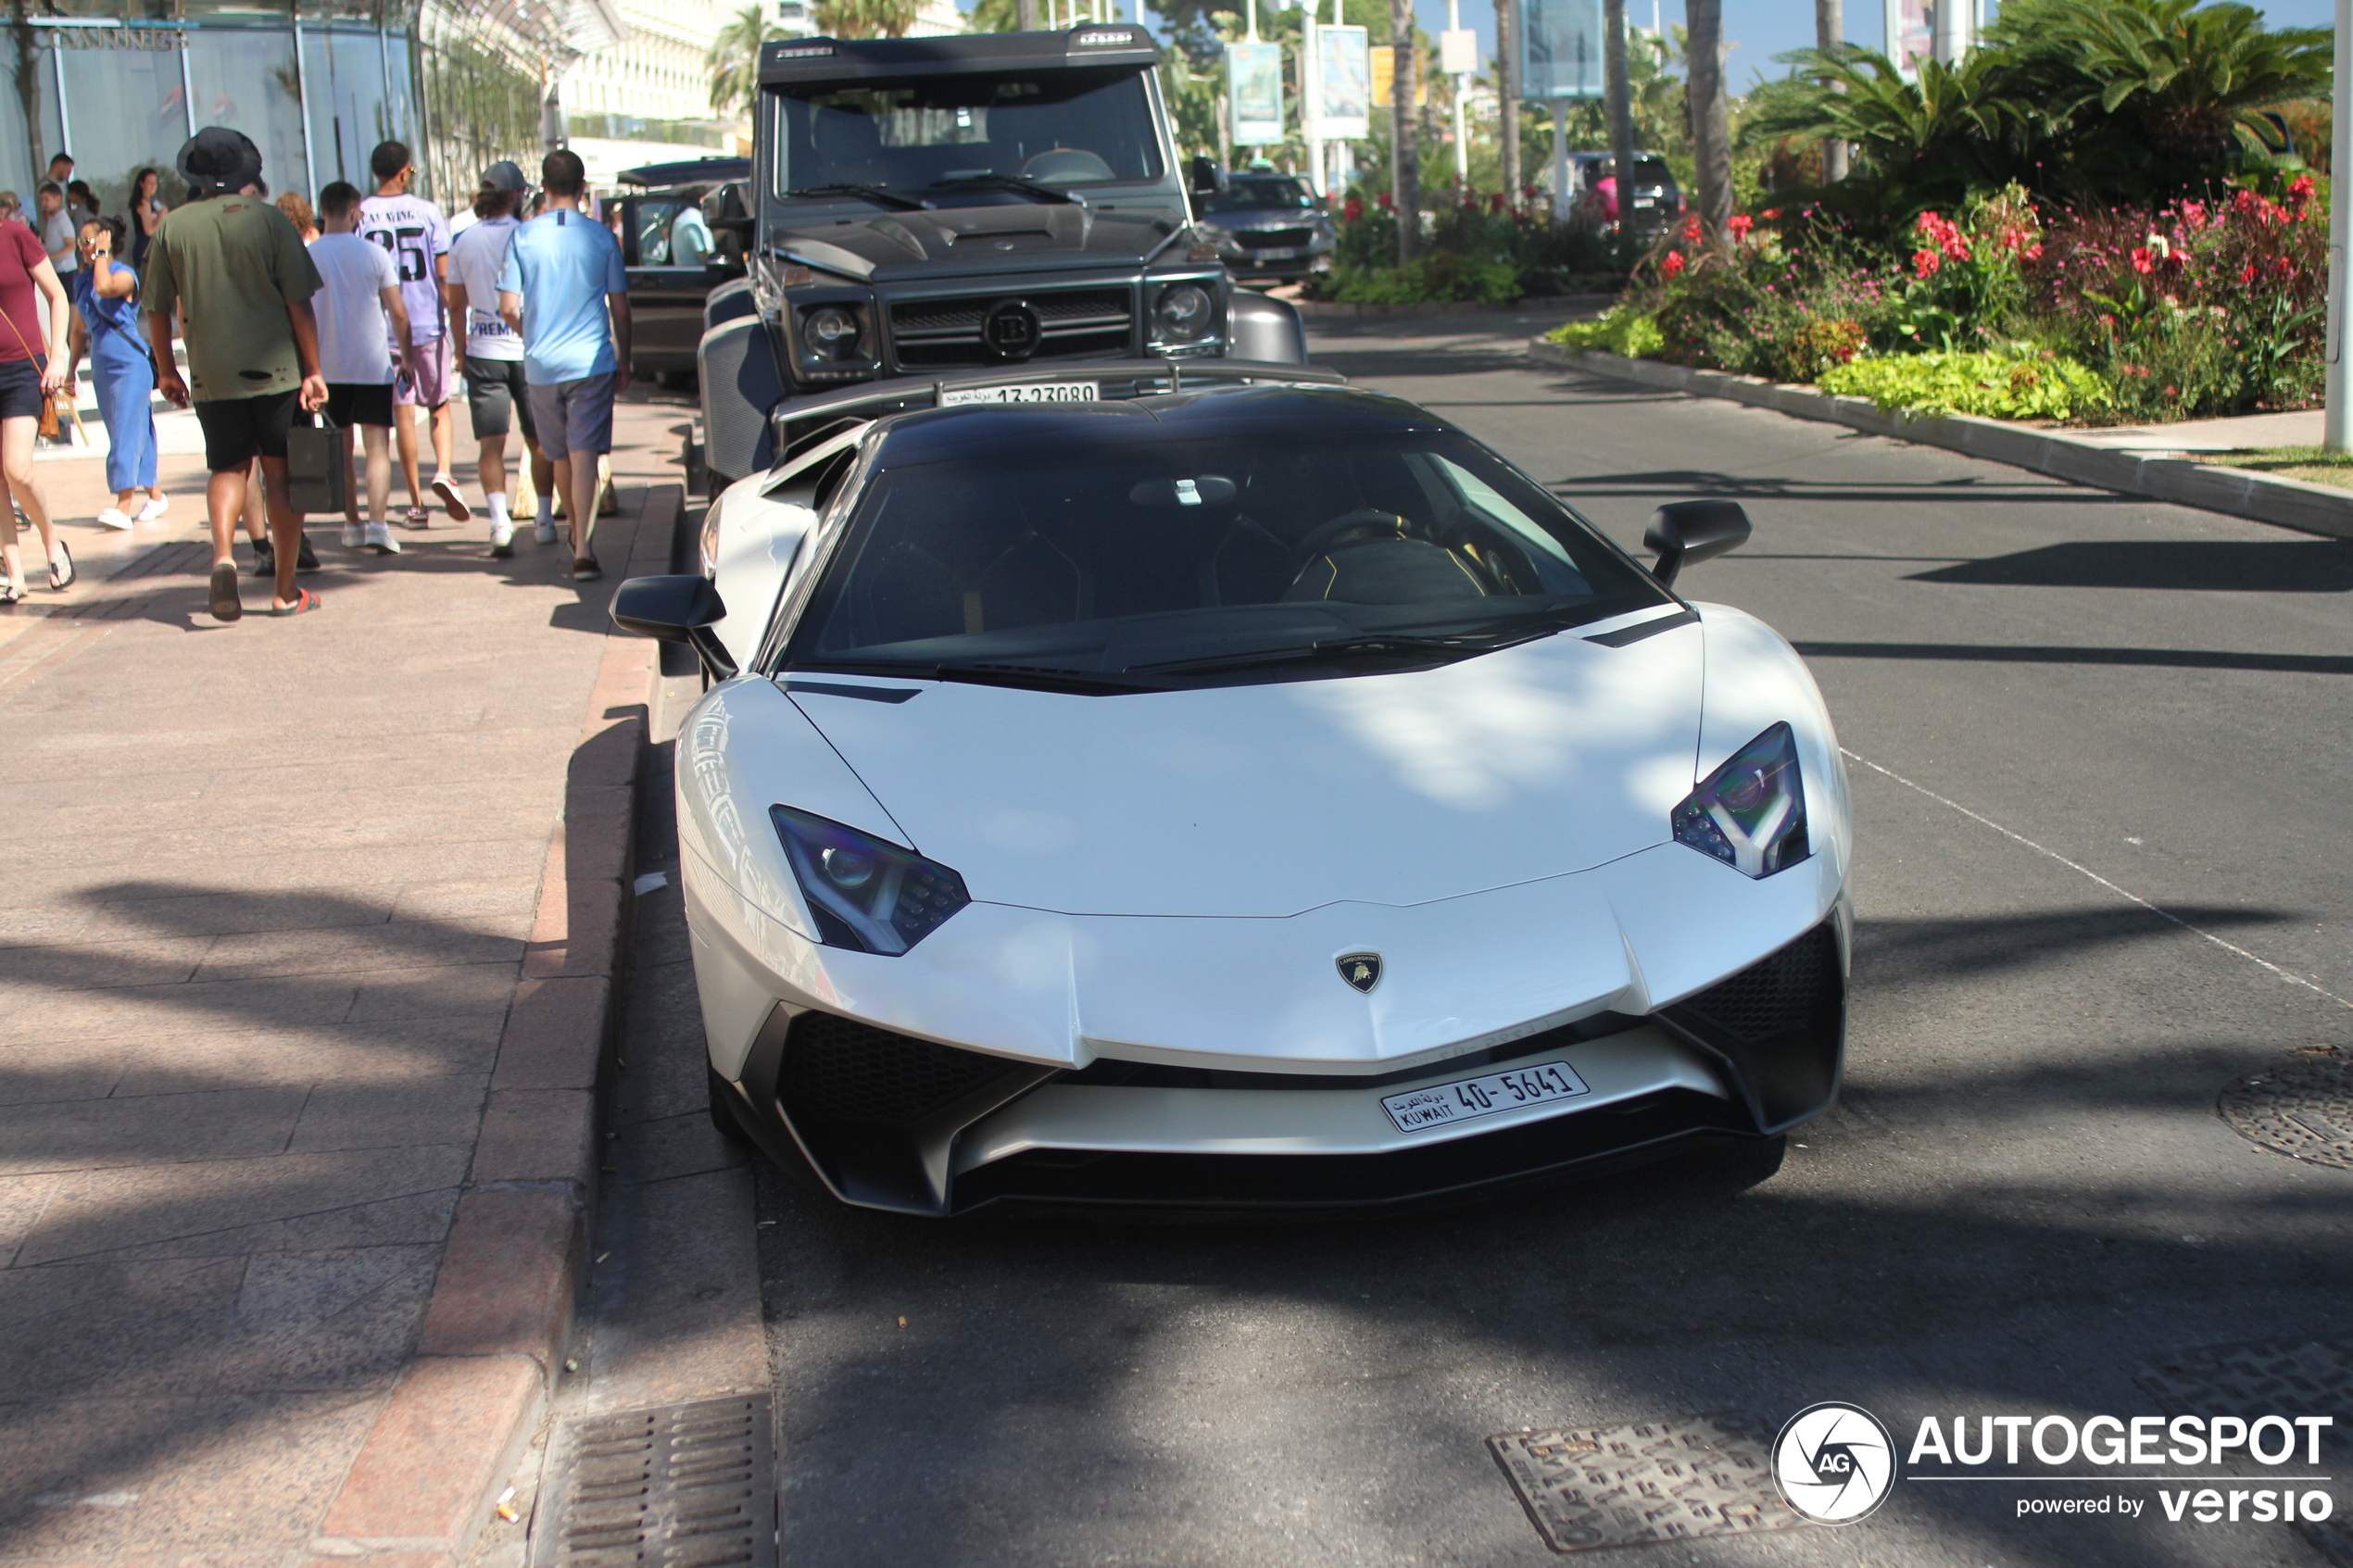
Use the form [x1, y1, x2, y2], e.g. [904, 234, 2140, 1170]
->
[969, 0, 2336, 91]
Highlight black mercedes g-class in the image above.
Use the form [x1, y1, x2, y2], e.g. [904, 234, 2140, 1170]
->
[697, 24, 1309, 491]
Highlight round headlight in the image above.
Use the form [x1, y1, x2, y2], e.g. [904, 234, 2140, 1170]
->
[803, 305, 860, 359]
[820, 846, 876, 888]
[1154, 283, 1214, 343]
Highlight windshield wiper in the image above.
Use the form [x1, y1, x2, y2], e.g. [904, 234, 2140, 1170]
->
[1128, 628, 1559, 677]
[786, 660, 1153, 696]
[784, 183, 930, 211]
[929, 173, 1076, 205]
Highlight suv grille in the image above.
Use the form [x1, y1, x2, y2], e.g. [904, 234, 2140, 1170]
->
[888, 286, 1133, 369]
[1237, 226, 1312, 250]
[782, 1010, 1027, 1124]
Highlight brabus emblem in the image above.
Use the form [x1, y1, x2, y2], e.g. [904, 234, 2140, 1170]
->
[982, 299, 1041, 361]
[1337, 952, 1381, 993]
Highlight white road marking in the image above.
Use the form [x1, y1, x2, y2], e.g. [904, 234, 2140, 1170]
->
[1843, 747, 2353, 1011]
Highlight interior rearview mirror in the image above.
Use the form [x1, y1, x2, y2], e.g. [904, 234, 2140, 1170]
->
[1642, 499, 1752, 589]
[611, 574, 736, 680]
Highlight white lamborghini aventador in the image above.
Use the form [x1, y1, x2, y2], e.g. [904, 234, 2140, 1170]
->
[615, 361, 1852, 1215]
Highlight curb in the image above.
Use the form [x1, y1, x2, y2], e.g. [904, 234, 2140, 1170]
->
[1529, 340, 2353, 542]
[311, 484, 684, 1568]
[1298, 293, 1615, 319]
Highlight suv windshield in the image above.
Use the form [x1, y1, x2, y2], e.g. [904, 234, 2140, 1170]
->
[782, 420, 1667, 685]
[768, 68, 1164, 198]
[1202, 176, 1315, 213]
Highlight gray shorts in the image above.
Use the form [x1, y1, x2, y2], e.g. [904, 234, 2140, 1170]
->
[527, 372, 616, 460]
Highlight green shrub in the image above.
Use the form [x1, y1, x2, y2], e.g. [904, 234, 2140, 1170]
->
[1324, 253, 1522, 305]
[1819, 350, 2113, 420]
[1546, 307, 1665, 358]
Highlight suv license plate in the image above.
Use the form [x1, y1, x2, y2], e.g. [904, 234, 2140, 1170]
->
[941, 382, 1100, 407]
[1252, 245, 1300, 259]
[1381, 1060, 1590, 1132]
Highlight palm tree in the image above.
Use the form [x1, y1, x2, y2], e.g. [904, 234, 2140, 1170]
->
[814, 0, 922, 37]
[707, 4, 784, 118]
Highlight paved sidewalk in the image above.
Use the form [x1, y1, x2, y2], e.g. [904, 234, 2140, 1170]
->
[0, 389, 692, 1565]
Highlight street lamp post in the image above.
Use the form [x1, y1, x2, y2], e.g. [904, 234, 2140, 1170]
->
[2326, 0, 2353, 449]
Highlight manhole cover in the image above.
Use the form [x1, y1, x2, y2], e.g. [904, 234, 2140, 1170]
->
[531, 1395, 776, 1568]
[2133, 1337, 2352, 1566]
[1489, 1412, 1804, 1552]
[2219, 1047, 2353, 1170]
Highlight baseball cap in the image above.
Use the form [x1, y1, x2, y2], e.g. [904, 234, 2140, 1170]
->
[177, 127, 262, 196]
[481, 160, 528, 193]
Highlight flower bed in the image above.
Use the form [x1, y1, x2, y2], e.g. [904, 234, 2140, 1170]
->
[1543, 178, 2326, 426]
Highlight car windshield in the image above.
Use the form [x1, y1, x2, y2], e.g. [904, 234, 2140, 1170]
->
[767, 69, 1164, 198]
[1592, 155, 1674, 189]
[781, 414, 1669, 686]
[1202, 176, 1315, 213]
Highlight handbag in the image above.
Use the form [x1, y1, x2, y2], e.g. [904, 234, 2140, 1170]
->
[285, 408, 348, 517]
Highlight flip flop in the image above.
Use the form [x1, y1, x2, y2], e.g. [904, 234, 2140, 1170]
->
[208, 560, 241, 622]
[572, 556, 602, 583]
[0, 583, 22, 606]
[269, 587, 323, 618]
[46, 538, 73, 592]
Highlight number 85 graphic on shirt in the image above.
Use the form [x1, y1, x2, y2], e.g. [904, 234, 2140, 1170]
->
[366, 225, 430, 283]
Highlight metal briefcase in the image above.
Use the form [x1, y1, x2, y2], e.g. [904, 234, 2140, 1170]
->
[284, 414, 347, 517]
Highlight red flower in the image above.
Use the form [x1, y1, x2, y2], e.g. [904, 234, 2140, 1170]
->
[1376, 190, 1393, 212]
[1728, 213, 1754, 241]
[2131, 247, 2154, 274]
[2240, 261, 2259, 284]
[1661, 251, 1687, 278]
[2022, 243, 2044, 263]
[2179, 200, 2207, 231]
[2288, 174, 2315, 207]
[1343, 197, 1364, 221]
[2273, 255, 2296, 280]
[1680, 215, 1702, 242]
[1490, 192, 1505, 213]
[1760, 207, 1780, 220]
[1913, 249, 1941, 279]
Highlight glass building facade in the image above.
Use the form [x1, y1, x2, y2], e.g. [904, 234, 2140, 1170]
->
[2, 0, 431, 218]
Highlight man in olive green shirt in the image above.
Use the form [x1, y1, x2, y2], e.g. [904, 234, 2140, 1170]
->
[144, 128, 329, 621]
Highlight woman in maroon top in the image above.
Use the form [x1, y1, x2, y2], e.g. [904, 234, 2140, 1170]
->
[0, 219, 69, 601]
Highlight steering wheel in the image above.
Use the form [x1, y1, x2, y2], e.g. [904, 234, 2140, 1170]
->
[1290, 508, 1408, 569]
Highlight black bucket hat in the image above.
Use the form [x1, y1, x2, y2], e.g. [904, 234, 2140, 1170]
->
[176, 127, 262, 197]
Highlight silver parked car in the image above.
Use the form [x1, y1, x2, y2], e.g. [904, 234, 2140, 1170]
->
[1194, 172, 1336, 283]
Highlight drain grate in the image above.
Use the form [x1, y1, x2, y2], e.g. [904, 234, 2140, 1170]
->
[2219, 1047, 2353, 1171]
[1489, 1412, 1804, 1552]
[531, 1396, 776, 1568]
[2133, 1337, 2352, 1566]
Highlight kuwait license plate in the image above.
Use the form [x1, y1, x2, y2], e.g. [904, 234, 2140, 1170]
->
[940, 382, 1100, 407]
[1382, 1060, 1590, 1132]
[1252, 245, 1300, 259]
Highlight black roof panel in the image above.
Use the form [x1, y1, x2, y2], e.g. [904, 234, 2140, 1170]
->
[760, 26, 1161, 86]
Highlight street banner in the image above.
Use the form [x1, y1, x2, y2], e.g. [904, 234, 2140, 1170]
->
[1439, 27, 1477, 75]
[1519, 0, 1603, 98]
[1227, 40, 1285, 144]
[1882, 0, 1931, 79]
[1370, 46, 1426, 107]
[1315, 24, 1371, 138]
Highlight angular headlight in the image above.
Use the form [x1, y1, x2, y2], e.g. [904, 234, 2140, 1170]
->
[1672, 722, 1809, 877]
[772, 805, 970, 954]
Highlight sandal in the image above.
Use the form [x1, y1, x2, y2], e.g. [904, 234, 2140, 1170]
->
[269, 587, 323, 618]
[46, 539, 72, 592]
[0, 583, 22, 606]
[571, 555, 602, 583]
[208, 560, 241, 622]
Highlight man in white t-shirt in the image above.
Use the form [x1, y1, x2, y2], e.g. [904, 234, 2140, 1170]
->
[447, 160, 554, 558]
[359, 141, 469, 530]
[311, 181, 414, 557]
[36, 183, 75, 277]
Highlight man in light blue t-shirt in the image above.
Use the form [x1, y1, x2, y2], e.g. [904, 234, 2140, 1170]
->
[497, 148, 630, 582]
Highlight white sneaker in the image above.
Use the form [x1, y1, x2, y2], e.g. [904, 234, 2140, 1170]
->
[340, 523, 364, 549]
[134, 495, 169, 523]
[94, 508, 133, 531]
[534, 518, 558, 546]
[489, 521, 515, 558]
[365, 523, 401, 556]
[431, 475, 472, 521]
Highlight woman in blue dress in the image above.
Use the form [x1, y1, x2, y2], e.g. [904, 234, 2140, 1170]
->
[64, 218, 165, 531]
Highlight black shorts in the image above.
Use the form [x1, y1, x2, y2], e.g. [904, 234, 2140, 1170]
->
[324, 382, 395, 429]
[195, 388, 307, 472]
[0, 356, 44, 422]
[463, 356, 538, 445]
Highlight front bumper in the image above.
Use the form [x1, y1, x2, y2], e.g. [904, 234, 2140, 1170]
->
[706, 913, 1847, 1216]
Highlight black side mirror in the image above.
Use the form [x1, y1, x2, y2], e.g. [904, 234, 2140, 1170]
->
[612, 574, 736, 680]
[1188, 155, 1226, 196]
[1643, 499, 1751, 589]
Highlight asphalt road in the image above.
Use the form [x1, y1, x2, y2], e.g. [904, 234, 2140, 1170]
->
[740, 316, 2353, 1568]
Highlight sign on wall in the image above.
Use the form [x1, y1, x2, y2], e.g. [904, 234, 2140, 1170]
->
[1227, 40, 1285, 145]
[1315, 24, 1370, 139]
[1518, 0, 1604, 98]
